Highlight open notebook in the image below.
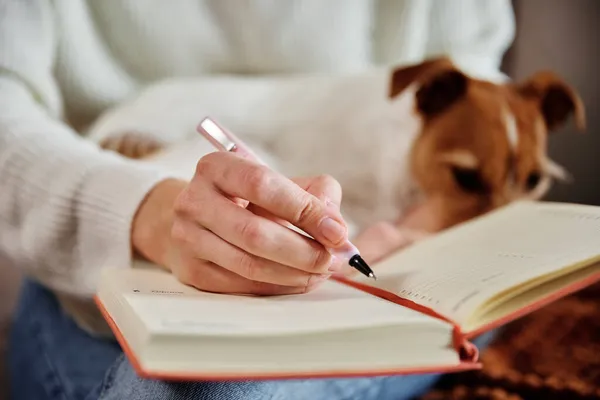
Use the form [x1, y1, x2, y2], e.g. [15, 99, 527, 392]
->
[95, 200, 600, 381]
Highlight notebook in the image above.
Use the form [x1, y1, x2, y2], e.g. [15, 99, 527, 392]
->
[95, 200, 600, 381]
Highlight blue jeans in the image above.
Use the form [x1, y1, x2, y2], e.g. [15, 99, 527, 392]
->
[7, 279, 497, 400]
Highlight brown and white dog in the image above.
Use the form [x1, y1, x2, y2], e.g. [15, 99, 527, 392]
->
[88, 57, 585, 255]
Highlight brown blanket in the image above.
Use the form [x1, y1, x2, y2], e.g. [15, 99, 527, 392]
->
[418, 282, 600, 400]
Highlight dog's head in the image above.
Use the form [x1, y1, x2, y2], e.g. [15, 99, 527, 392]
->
[389, 57, 585, 230]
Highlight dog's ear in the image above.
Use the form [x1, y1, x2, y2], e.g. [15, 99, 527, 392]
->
[415, 69, 468, 117]
[516, 71, 586, 132]
[389, 57, 455, 98]
[389, 57, 468, 117]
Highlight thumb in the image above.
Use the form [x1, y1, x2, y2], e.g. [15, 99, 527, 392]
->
[291, 175, 343, 210]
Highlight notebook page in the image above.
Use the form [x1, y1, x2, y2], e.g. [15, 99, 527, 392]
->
[106, 268, 448, 336]
[353, 201, 600, 324]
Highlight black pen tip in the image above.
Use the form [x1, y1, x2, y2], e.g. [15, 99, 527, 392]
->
[349, 254, 377, 280]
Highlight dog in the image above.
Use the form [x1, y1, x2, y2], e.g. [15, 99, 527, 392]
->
[87, 57, 585, 253]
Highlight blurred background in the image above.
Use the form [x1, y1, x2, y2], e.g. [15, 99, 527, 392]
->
[0, 0, 598, 398]
[502, 0, 600, 205]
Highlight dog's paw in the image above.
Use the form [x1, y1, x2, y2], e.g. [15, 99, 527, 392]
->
[345, 222, 423, 269]
[99, 132, 164, 159]
[335, 222, 432, 279]
[394, 226, 431, 243]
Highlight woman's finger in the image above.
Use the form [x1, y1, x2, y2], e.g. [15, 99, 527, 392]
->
[245, 203, 290, 227]
[174, 184, 341, 275]
[291, 175, 342, 209]
[171, 219, 331, 287]
[246, 174, 342, 236]
[195, 152, 348, 248]
[173, 254, 317, 296]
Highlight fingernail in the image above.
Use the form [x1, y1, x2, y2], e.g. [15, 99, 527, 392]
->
[328, 255, 343, 272]
[319, 217, 346, 245]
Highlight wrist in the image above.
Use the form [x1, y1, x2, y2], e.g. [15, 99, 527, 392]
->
[132, 178, 187, 266]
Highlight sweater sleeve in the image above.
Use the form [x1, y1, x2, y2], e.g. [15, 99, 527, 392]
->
[0, 0, 179, 297]
[426, 0, 516, 82]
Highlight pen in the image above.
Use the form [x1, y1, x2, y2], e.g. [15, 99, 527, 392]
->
[196, 117, 376, 280]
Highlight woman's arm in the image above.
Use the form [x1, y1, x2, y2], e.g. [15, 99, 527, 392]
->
[0, 0, 178, 297]
[0, 0, 352, 299]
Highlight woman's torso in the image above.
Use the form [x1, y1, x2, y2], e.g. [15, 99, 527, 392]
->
[50, 0, 433, 129]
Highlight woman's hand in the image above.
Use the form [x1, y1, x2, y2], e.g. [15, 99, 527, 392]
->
[132, 151, 348, 295]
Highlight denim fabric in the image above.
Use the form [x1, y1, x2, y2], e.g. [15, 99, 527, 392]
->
[7, 279, 497, 400]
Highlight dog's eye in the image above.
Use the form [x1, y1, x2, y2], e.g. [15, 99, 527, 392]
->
[451, 167, 487, 193]
[525, 172, 542, 191]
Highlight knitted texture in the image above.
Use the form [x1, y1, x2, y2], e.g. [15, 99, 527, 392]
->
[0, 0, 514, 301]
[418, 282, 600, 400]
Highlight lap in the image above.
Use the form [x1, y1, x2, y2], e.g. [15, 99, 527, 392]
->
[96, 357, 441, 400]
[7, 280, 495, 400]
[7, 279, 122, 400]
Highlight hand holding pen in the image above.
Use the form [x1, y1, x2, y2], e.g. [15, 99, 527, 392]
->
[133, 116, 375, 297]
[197, 117, 375, 280]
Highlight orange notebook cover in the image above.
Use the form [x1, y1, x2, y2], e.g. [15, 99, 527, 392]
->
[94, 201, 600, 381]
[94, 269, 482, 382]
[94, 293, 480, 382]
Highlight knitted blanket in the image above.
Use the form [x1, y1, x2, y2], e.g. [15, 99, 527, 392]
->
[418, 282, 600, 400]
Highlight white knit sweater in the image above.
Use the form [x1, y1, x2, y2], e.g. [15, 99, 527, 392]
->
[0, 0, 515, 301]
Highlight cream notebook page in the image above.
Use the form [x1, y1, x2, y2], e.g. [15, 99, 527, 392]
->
[103, 267, 450, 336]
[354, 201, 600, 330]
[98, 267, 463, 373]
